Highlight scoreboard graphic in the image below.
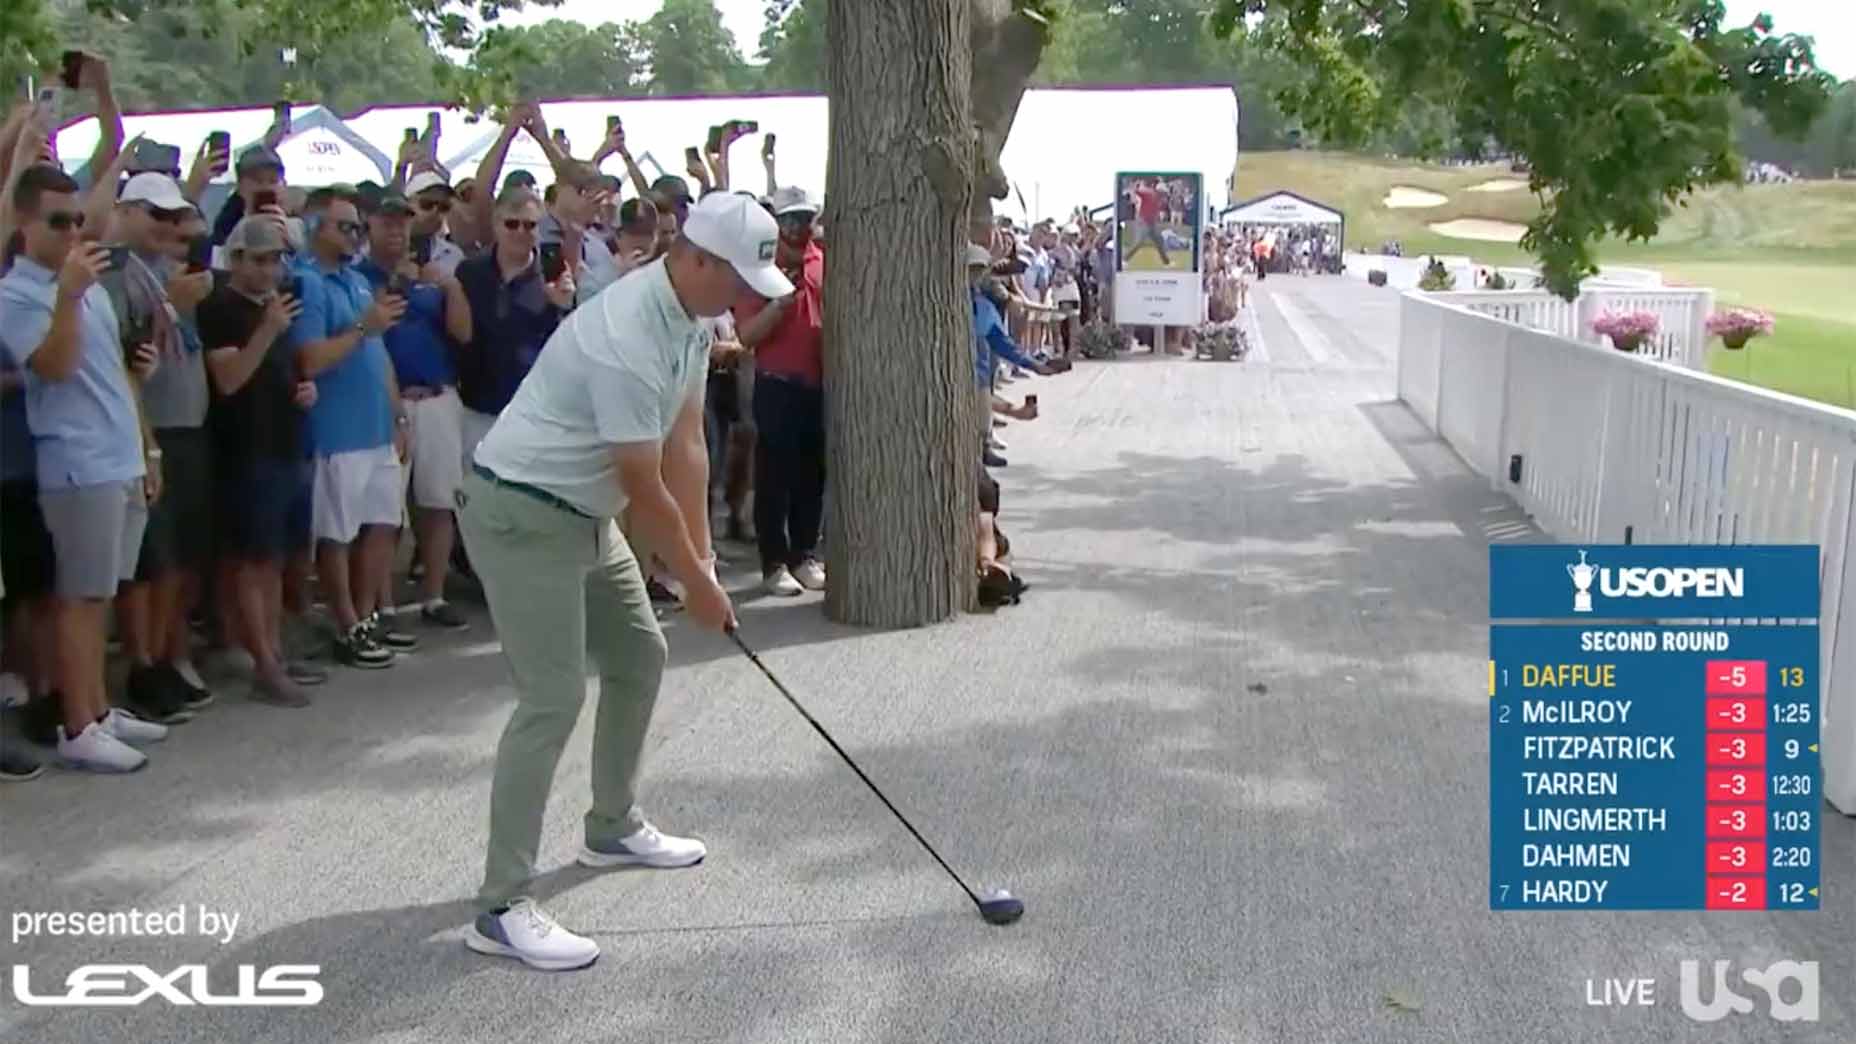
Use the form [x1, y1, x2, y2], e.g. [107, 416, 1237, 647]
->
[1488, 546, 1821, 911]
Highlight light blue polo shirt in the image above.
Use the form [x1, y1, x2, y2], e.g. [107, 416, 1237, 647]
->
[0, 258, 145, 489]
[474, 257, 709, 519]
[285, 256, 395, 457]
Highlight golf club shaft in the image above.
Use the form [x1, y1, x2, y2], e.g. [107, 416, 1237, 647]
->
[728, 629, 982, 907]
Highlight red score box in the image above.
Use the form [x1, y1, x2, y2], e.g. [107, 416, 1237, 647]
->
[1708, 769, 1767, 802]
[1706, 731, 1767, 767]
[1706, 697, 1767, 732]
[1705, 660, 1767, 696]
[1705, 876, 1767, 911]
[1706, 841, 1767, 874]
[1706, 804, 1767, 839]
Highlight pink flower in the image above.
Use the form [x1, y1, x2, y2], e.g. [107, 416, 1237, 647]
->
[1705, 308, 1775, 339]
[1592, 311, 1661, 340]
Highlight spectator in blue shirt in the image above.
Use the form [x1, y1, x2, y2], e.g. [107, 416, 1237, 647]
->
[0, 164, 167, 773]
[356, 191, 473, 631]
[285, 186, 410, 670]
[966, 245, 1042, 468]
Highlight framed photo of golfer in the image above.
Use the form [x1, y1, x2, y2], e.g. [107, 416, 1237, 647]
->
[1112, 170, 1203, 326]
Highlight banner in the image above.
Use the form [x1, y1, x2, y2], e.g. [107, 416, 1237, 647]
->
[1113, 171, 1202, 326]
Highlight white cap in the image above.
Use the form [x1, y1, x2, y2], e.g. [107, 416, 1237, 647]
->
[770, 186, 819, 217]
[965, 244, 992, 267]
[405, 169, 452, 197]
[119, 172, 190, 212]
[683, 192, 793, 299]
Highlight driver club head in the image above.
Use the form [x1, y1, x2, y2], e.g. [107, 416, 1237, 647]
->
[978, 888, 1024, 926]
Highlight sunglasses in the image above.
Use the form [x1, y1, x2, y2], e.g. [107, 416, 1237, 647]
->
[336, 220, 365, 236]
[502, 219, 539, 232]
[44, 211, 86, 231]
[418, 199, 452, 214]
[143, 206, 188, 224]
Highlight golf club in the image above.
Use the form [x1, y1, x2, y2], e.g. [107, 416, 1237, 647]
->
[726, 627, 1024, 926]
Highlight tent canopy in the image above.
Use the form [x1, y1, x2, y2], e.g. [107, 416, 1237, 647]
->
[54, 103, 321, 183]
[1220, 190, 1343, 226]
[257, 106, 394, 187]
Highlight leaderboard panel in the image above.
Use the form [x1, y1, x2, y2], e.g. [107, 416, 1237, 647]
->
[1487, 545, 1821, 912]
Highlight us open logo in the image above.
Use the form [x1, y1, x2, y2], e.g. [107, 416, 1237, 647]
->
[758, 239, 776, 261]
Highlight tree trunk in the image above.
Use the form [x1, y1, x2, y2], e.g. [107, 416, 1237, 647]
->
[966, 0, 1050, 242]
[822, 0, 978, 627]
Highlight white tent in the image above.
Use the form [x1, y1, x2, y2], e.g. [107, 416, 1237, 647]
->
[262, 109, 394, 187]
[1221, 190, 1343, 226]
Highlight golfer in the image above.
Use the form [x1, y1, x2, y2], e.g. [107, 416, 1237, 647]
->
[458, 192, 793, 971]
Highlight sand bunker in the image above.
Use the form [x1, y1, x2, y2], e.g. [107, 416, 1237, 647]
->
[1429, 219, 1527, 243]
[1384, 186, 1449, 208]
[1467, 178, 1528, 193]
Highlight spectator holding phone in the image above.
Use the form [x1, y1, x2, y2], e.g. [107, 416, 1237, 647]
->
[286, 186, 410, 670]
[357, 192, 472, 631]
[100, 172, 217, 724]
[209, 144, 289, 257]
[452, 186, 571, 474]
[0, 165, 166, 772]
[198, 217, 320, 706]
[404, 169, 465, 280]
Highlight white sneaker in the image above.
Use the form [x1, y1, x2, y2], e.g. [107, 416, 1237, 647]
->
[578, 822, 707, 869]
[988, 436, 1008, 452]
[103, 708, 168, 747]
[57, 722, 147, 773]
[464, 899, 599, 972]
[792, 558, 826, 592]
[762, 566, 803, 597]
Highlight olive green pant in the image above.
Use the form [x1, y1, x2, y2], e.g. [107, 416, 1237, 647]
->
[457, 472, 668, 913]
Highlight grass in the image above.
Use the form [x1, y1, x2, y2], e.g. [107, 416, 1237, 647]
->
[1229, 151, 1856, 407]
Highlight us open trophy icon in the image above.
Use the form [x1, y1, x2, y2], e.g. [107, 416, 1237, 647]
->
[1567, 550, 1596, 613]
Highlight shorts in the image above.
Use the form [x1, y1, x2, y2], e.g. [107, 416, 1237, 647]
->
[217, 457, 312, 561]
[39, 478, 148, 600]
[404, 388, 464, 512]
[0, 479, 54, 601]
[312, 445, 403, 545]
[137, 426, 214, 578]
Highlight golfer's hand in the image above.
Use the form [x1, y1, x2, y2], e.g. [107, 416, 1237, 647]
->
[683, 572, 736, 633]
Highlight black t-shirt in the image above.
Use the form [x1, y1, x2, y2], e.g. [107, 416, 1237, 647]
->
[196, 284, 302, 465]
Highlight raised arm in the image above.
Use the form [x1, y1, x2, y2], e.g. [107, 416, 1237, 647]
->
[79, 55, 123, 183]
[472, 108, 528, 246]
[593, 122, 652, 198]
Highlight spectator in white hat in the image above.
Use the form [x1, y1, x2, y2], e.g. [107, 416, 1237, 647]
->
[403, 168, 466, 280]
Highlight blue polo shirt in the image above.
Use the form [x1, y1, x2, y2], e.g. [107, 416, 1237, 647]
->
[356, 260, 454, 390]
[285, 257, 394, 456]
[0, 258, 145, 489]
[970, 287, 1038, 389]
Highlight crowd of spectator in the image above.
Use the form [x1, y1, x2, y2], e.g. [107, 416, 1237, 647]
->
[0, 52, 1096, 781]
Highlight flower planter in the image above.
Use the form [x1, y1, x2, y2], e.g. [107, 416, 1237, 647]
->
[1721, 333, 1750, 350]
[1611, 335, 1645, 353]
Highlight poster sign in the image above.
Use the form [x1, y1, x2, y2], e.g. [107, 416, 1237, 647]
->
[1113, 171, 1202, 326]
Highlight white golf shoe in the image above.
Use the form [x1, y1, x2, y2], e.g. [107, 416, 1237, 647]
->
[578, 821, 707, 869]
[464, 899, 599, 972]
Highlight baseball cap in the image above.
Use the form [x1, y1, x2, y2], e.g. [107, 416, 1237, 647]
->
[406, 169, 452, 197]
[372, 191, 414, 217]
[503, 169, 538, 190]
[770, 186, 818, 217]
[236, 144, 284, 175]
[965, 244, 993, 267]
[224, 216, 289, 256]
[118, 172, 191, 212]
[682, 192, 793, 300]
[652, 174, 692, 203]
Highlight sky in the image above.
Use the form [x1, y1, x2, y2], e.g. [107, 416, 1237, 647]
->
[496, 0, 1850, 80]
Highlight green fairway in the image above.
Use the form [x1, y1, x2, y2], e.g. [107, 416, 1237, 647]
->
[1230, 151, 1856, 408]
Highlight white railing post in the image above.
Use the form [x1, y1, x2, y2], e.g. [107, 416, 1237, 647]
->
[1689, 289, 1715, 371]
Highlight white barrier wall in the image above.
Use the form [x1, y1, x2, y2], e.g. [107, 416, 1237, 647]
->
[1397, 291, 1856, 816]
[1423, 286, 1715, 371]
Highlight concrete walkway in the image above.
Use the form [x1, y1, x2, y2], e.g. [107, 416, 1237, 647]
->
[1, 276, 1848, 1043]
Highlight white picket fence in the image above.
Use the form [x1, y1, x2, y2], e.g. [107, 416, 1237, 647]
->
[1398, 291, 1856, 816]
[1429, 286, 1716, 370]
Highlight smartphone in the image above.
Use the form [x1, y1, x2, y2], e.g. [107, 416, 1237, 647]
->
[131, 140, 181, 175]
[1025, 394, 1038, 408]
[538, 242, 566, 283]
[739, 120, 758, 134]
[684, 146, 702, 168]
[403, 127, 419, 144]
[122, 312, 155, 363]
[705, 125, 724, 154]
[252, 189, 279, 210]
[185, 236, 213, 274]
[104, 245, 131, 272]
[412, 233, 434, 267]
[32, 86, 64, 128]
[607, 114, 622, 134]
[284, 274, 305, 302]
[764, 132, 776, 152]
[425, 112, 441, 137]
[60, 50, 84, 89]
[206, 129, 231, 160]
[387, 273, 413, 298]
[273, 100, 292, 136]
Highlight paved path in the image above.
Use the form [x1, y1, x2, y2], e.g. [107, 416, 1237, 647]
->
[2, 276, 1848, 1043]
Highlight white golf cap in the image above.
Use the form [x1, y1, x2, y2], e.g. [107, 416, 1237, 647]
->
[119, 172, 190, 212]
[405, 169, 452, 196]
[770, 185, 819, 217]
[683, 192, 793, 299]
[965, 243, 992, 267]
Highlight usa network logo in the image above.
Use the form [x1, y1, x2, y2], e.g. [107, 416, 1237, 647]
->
[1565, 549, 1745, 613]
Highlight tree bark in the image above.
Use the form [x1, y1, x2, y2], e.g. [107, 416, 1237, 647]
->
[822, 0, 977, 627]
[966, 0, 1049, 243]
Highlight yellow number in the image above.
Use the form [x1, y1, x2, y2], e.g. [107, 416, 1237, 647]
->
[1781, 667, 1804, 687]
